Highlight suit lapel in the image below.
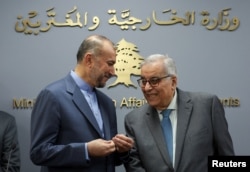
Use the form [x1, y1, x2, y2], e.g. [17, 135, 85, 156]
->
[65, 74, 103, 137]
[144, 106, 173, 167]
[174, 89, 193, 169]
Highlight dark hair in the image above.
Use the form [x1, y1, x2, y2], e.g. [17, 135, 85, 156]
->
[76, 35, 114, 63]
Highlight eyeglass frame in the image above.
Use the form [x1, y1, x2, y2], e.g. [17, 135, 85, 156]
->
[137, 75, 172, 87]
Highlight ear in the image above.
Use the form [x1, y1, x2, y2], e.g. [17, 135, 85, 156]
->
[171, 76, 177, 89]
[84, 53, 93, 67]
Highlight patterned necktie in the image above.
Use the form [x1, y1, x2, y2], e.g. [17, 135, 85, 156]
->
[161, 109, 173, 163]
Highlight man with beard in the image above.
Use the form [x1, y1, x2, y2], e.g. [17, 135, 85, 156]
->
[30, 34, 134, 172]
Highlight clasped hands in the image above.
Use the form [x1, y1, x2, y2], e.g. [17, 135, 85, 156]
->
[87, 134, 134, 157]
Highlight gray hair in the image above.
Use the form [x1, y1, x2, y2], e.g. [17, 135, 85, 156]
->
[141, 54, 178, 77]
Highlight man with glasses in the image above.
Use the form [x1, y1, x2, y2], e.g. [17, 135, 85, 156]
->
[124, 54, 234, 172]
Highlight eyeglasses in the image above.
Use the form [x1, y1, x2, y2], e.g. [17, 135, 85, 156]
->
[137, 75, 172, 87]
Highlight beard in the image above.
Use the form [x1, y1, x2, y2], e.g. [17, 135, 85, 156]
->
[95, 72, 113, 88]
[91, 63, 112, 88]
[96, 75, 106, 88]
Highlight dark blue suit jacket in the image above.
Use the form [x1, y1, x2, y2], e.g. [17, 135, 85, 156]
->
[0, 111, 20, 172]
[30, 73, 121, 172]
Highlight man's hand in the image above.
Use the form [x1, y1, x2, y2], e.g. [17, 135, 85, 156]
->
[87, 139, 116, 157]
[112, 134, 134, 153]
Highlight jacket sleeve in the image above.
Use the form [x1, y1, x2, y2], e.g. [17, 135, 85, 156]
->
[0, 114, 20, 172]
[211, 95, 235, 155]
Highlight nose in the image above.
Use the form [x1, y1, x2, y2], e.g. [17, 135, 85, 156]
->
[144, 81, 152, 90]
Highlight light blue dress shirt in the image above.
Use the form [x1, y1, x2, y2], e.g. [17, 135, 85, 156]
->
[70, 70, 104, 160]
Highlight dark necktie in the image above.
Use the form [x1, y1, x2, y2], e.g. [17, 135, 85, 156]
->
[161, 109, 173, 163]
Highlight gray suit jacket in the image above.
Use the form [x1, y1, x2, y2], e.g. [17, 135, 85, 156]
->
[124, 88, 234, 172]
[30, 73, 123, 172]
[0, 111, 20, 172]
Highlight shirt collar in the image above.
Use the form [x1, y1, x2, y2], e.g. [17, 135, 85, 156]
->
[157, 89, 177, 114]
[70, 70, 93, 93]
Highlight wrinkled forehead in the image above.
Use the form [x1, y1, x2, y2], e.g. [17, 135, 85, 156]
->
[141, 62, 165, 77]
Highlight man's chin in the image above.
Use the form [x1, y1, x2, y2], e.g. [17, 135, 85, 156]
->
[146, 100, 158, 107]
[97, 82, 106, 88]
